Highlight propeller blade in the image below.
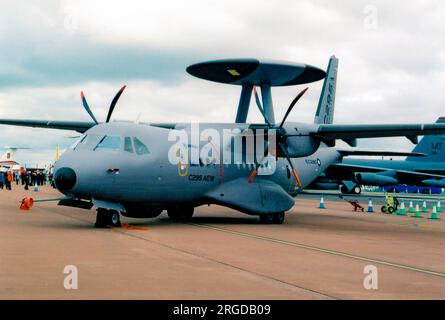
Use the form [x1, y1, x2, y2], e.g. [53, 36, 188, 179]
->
[106, 85, 127, 123]
[278, 87, 309, 130]
[253, 86, 272, 127]
[80, 91, 98, 124]
[248, 168, 258, 184]
[248, 142, 271, 184]
[278, 142, 302, 189]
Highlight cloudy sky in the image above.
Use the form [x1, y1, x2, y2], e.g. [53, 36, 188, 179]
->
[0, 0, 444, 166]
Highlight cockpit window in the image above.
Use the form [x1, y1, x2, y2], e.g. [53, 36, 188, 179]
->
[124, 137, 134, 153]
[94, 135, 121, 151]
[69, 134, 86, 149]
[75, 134, 103, 150]
[133, 137, 150, 155]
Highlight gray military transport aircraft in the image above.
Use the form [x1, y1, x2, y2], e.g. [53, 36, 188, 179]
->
[2, 56, 445, 227]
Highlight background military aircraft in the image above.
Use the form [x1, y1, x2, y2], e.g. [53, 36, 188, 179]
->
[310, 118, 445, 194]
[3, 56, 445, 227]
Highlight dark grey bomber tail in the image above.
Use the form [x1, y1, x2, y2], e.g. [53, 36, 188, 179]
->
[407, 117, 445, 162]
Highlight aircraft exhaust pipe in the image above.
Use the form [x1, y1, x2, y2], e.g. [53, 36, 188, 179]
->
[353, 172, 398, 186]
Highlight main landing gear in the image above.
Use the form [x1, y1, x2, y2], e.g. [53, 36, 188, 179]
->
[95, 208, 122, 228]
[259, 212, 285, 224]
[167, 206, 194, 221]
[340, 184, 362, 195]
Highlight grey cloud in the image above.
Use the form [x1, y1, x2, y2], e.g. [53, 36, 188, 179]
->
[0, 40, 197, 88]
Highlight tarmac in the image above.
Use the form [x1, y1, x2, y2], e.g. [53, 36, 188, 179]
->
[0, 185, 444, 299]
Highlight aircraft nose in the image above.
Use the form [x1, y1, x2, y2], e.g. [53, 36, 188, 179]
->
[54, 167, 77, 191]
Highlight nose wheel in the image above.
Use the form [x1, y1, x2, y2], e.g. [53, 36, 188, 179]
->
[95, 208, 122, 228]
[259, 212, 285, 224]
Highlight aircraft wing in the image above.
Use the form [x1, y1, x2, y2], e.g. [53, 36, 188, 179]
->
[326, 163, 445, 183]
[313, 123, 445, 143]
[336, 150, 426, 157]
[301, 190, 445, 200]
[0, 119, 95, 133]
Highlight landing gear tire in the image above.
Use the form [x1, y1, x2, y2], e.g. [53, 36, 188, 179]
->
[340, 185, 361, 195]
[95, 209, 108, 228]
[94, 208, 121, 228]
[272, 212, 285, 224]
[260, 212, 285, 224]
[109, 210, 121, 227]
[167, 206, 194, 221]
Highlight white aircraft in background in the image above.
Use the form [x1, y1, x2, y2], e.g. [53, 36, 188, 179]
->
[0, 147, 28, 172]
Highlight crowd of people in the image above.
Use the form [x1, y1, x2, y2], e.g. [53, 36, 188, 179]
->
[0, 170, 49, 190]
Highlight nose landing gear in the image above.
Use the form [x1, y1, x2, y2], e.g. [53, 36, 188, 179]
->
[94, 208, 122, 228]
[259, 212, 285, 224]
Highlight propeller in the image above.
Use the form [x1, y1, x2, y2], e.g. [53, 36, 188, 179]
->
[106, 85, 127, 123]
[249, 86, 308, 190]
[253, 86, 272, 127]
[81, 91, 98, 124]
[80, 85, 127, 124]
[278, 87, 308, 130]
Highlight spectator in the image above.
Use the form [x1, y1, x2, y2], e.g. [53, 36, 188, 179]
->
[24, 171, 30, 190]
[6, 171, 13, 190]
[0, 172, 5, 189]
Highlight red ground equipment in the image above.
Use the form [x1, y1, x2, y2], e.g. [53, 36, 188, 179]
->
[339, 195, 364, 212]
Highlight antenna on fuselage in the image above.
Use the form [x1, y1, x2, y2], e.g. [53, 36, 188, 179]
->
[134, 112, 142, 124]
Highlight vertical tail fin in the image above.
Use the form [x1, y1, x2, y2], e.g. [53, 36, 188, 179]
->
[314, 55, 338, 124]
[0, 148, 17, 162]
[0, 147, 30, 164]
[407, 117, 445, 162]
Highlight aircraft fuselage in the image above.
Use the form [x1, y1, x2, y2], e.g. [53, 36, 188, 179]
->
[53, 122, 340, 215]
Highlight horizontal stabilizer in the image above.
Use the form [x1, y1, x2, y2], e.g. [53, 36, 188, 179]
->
[311, 123, 445, 141]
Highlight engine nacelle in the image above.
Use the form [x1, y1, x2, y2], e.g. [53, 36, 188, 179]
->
[353, 172, 398, 186]
[285, 135, 320, 157]
[121, 204, 163, 218]
[280, 123, 322, 158]
[421, 179, 445, 187]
